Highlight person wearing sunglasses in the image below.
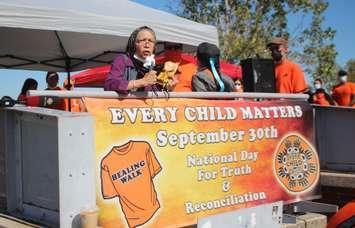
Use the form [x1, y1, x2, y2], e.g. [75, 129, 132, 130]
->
[267, 37, 307, 94]
[191, 42, 235, 92]
[234, 78, 244, 92]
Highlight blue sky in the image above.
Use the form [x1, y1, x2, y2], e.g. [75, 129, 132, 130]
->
[1, 0, 354, 98]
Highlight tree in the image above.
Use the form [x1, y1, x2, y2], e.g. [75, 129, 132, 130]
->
[176, 0, 337, 87]
[345, 59, 355, 82]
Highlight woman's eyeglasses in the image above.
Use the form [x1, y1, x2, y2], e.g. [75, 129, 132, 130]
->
[136, 38, 156, 45]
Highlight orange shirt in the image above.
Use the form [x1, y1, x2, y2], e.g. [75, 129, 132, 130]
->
[156, 54, 197, 92]
[173, 62, 197, 92]
[43, 87, 66, 110]
[101, 141, 161, 228]
[327, 200, 355, 228]
[64, 98, 86, 112]
[274, 59, 307, 93]
[332, 82, 355, 106]
[313, 92, 330, 106]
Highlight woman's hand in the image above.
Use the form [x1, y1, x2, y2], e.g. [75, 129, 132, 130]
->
[166, 75, 179, 91]
[129, 70, 157, 90]
[141, 70, 157, 86]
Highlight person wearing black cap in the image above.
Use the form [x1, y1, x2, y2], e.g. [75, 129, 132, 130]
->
[191, 42, 234, 92]
[267, 37, 307, 94]
[331, 70, 355, 106]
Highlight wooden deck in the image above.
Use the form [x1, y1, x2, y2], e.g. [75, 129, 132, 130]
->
[0, 214, 41, 228]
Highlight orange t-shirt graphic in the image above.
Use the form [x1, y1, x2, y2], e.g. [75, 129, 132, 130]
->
[101, 141, 162, 228]
[275, 59, 307, 93]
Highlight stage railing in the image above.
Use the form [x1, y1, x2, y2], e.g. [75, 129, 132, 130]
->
[28, 90, 309, 100]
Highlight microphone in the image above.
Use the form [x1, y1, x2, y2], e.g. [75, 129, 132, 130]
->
[143, 55, 156, 71]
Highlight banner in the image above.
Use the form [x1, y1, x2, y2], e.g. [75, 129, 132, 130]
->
[84, 98, 320, 228]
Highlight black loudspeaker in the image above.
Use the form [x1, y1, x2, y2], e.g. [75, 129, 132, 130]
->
[241, 58, 276, 93]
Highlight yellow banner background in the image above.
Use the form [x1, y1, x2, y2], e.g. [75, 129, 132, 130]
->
[84, 98, 320, 228]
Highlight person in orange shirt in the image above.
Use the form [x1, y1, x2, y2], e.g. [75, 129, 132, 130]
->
[267, 37, 307, 94]
[332, 70, 355, 107]
[63, 79, 86, 112]
[311, 78, 334, 106]
[156, 42, 196, 92]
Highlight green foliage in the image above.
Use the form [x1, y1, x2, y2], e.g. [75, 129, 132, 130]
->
[177, 0, 337, 87]
[345, 59, 355, 82]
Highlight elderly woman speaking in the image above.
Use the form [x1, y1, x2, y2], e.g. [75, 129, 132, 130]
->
[105, 26, 174, 93]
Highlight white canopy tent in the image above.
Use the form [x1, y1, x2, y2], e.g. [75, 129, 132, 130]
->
[0, 0, 218, 72]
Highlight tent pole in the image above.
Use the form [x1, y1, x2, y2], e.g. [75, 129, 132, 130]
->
[66, 58, 72, 112]
[66, 73, 71, 112]
[54, 31, 72, 112]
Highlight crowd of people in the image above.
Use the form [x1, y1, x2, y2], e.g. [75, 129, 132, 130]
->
[307, 70, 355, 107]
[267, 37, 354, 107]
[17, 25, 354, 111]
[18, 71, 85, 112]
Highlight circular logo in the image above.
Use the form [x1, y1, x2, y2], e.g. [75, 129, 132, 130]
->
[274, 134, 319, 193]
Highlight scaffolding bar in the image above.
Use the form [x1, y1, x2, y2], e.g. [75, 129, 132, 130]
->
[28, 90, 309, 100]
